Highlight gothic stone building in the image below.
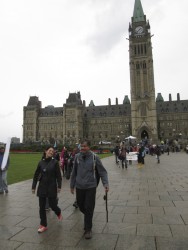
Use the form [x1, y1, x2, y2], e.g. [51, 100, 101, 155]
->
[23, 0, 188, 146]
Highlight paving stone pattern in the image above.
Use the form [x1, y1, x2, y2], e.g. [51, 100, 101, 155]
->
[0, 152, 188, 249]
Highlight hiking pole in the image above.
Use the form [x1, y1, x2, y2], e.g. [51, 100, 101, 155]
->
[103, 191, 108, 223]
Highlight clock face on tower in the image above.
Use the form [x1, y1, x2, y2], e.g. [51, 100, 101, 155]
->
[135, 26, 144, 34]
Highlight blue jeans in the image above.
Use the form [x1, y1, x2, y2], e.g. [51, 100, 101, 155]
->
[0, 169, 8, 192]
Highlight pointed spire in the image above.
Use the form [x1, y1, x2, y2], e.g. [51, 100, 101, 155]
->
[133, 0, 145, 22]
[89, 100, 95, 107]
[123, 95, 130, 104]
[156, 93, 164, 102]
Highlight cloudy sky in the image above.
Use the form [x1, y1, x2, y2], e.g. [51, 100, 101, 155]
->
[0, 0, 188, 143]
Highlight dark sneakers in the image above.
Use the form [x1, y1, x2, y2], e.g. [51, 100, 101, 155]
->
[84, 230, 92, 239]
[73, 201, 79, 208]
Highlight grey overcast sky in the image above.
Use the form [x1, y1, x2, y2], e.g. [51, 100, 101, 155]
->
[0, 0, 188, 143]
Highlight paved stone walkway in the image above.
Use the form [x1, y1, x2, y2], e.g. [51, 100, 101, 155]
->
[1, 152, 188, 249]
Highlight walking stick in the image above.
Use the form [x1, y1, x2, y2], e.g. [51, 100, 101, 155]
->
[103, 191, 108, 223]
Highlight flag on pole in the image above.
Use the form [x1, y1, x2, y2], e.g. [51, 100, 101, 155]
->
[1, 137, 11, 170]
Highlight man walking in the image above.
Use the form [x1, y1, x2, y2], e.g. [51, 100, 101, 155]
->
[70, 139, 109, 239]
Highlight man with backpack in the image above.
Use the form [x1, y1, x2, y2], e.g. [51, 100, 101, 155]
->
[70, 139, 109, 239]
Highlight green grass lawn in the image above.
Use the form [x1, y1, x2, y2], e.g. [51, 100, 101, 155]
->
[8, 153, 41, 185]
[8, 153, 113, 185]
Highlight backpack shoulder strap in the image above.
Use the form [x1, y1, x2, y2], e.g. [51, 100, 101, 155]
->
[74, 153, 80, 175]
[92, 152, 96, 169]
[92, 152, 96, 177]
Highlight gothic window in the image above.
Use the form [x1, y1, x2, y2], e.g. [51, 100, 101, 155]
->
[136, 63, 140, 69]
[143, 62, 146, 69]
[134, 45, 137, 55]
[141, 44, 143, 54]
[144, 44, 147, 54]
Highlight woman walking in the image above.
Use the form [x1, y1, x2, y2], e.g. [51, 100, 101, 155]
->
[32, 146, 62, 233]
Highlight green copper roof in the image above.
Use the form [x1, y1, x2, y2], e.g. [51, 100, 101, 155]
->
[123, 95, 130, 104]
[156, 93, 164, 102]
[89, 100, 95, 107]
[133, 0, 145, 22]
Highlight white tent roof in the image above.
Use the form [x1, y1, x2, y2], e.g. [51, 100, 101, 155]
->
[125, 135, 136, 140]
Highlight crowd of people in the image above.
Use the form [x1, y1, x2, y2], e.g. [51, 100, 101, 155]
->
[113, 141, 168, 168]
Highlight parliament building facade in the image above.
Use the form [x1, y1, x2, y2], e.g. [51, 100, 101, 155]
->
[23, 0, 188, 147]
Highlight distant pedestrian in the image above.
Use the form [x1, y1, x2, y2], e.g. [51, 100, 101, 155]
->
[137, 145, 145, 167]
[32, 146, 62, 233]
[60, 147, 69, 177]
[119, 142, 127, 169]
[114, 145, 120, 164]
[166, 145, 170, 155]
[155, 145, 161, 163]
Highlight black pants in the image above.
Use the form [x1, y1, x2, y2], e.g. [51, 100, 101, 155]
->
[39, 197, 61, 227]
[121, 157, 127, 168]
[76, 187, 96, 231]
[115, 154, 119, 163]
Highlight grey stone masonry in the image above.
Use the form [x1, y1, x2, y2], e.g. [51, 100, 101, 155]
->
[1, 151, 188, 249]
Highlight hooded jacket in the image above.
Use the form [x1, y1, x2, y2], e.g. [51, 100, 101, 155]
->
[70, 151, 109, 190]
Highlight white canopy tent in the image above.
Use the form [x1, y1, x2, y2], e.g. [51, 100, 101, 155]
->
[125, 135, 137, 140]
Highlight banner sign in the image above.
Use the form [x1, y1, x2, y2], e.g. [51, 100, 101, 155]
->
[126, 152, 138, 161]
